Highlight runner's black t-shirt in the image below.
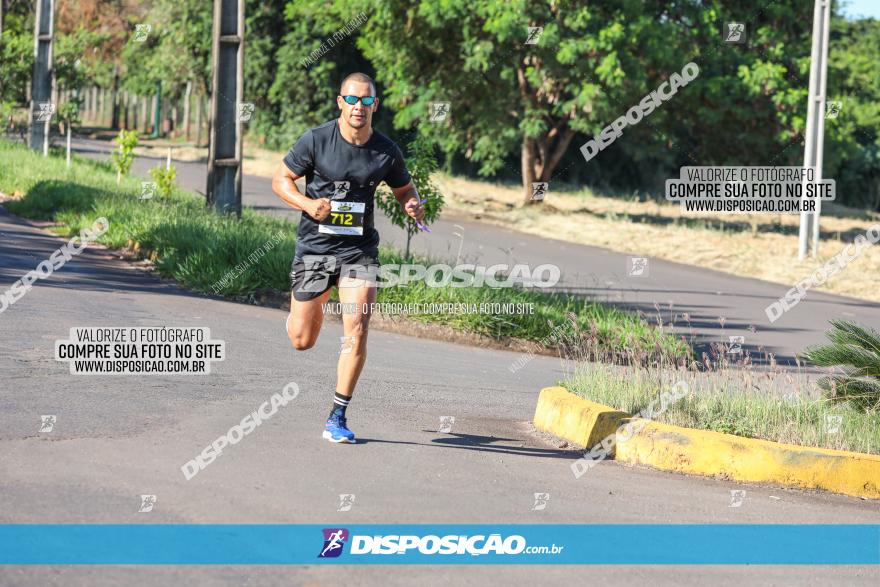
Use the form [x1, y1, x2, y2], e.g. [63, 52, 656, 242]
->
[283, 119, 411, 263]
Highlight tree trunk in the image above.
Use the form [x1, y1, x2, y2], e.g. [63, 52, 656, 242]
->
[521, 138, 537, 205]
[150, 93, 158, 134]
[183, 80, 192, 142]
[110, 66, 120, 130]
[123, 91, 129, 129]
[91, 87, 98, 123]
[520, 126, 576, 205]
[195, 93, 203, 147]
[170, 100, 178, 137]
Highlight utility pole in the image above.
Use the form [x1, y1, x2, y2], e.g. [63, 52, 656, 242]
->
[206, 0, 245, 216]
[28, 0, 54, 153]
[798, 0, 832, 259]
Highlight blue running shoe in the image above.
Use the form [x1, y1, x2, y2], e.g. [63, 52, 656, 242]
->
[323, 414, 355, 443]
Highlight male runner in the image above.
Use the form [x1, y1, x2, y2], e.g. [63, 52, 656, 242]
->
[271, 72, 424, 444]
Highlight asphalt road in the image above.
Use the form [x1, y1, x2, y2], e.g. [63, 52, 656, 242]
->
[65, 135, 880, 367]
[1, 194, 879, 585]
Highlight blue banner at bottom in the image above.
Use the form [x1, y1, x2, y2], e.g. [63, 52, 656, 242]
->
[1, 525, 878, 565]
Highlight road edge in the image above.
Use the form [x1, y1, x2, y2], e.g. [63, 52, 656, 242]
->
[533, 386, 880, 499]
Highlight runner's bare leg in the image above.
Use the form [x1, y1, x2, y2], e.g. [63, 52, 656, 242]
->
[335, 276, 376, 396]
[287, 289, 332, 350]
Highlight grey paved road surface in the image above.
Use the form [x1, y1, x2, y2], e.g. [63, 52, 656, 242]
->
[1, 202, 878, 586]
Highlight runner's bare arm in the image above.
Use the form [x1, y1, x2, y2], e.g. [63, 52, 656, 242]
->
[391, 182, 425, 222]
[271, 163, 330, 221]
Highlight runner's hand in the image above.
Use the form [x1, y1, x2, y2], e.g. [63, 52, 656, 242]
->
[404, 196, 425, 223]
[310, 198, 332, 221]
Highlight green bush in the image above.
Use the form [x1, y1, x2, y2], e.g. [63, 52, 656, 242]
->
[804, 320, 880, 412]
[376, 134, 444, 260]
[149, 164, 177, 198]
[110, 129, 139, 185]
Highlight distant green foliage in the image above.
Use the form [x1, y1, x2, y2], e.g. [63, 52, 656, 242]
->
[4, 0, 880, 209]
[149, 164, 177, 198]
[804, 320, 880, 412]
[0, 18, 34, 107]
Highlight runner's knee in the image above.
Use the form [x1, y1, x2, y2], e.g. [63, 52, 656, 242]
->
[289, 331, 316, 351]
[287, 314, 318, 351]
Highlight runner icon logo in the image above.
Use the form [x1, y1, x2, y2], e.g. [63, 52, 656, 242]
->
[438, 416, 455, 433]
[139, 494, 157, 513]
[531, 182, 548, 201]
[333, 181, 350, 200]
[724, 22, 747, 44]
[728, 336, 744, 355]
[318, 528, 349, 558]
[525, 26, 543, 45]
[628, 257, 649, 277]
[728, 490, 746, 508]
[429, 102, 450, 122]
[532, 493, 550, 511]
[39, 415, 56, 433]
[337, 494, 356, 512]
[237, 103, 255, 122]
[825, 101, 842, 119]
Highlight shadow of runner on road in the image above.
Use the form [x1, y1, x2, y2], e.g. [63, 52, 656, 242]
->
[354, 431, 583, 460]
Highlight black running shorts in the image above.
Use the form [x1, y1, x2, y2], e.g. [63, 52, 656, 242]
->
[289, 252, 379, 302]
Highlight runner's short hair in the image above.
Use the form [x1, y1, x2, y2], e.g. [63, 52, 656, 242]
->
[340, 72, 376, 95]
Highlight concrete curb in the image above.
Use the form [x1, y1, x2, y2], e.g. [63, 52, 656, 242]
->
[533, 386, 880, 499]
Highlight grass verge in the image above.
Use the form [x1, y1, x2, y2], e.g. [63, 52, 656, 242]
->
[564, 361, 880, 455]
[0, 140, 688, 360]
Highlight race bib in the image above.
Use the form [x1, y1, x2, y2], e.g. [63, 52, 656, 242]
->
[318, 201, 365, 236]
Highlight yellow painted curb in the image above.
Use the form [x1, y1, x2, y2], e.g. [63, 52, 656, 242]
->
[534, 386, 880, 500]
[615, 419, 880, 499]
[533, 386, 628, 449]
